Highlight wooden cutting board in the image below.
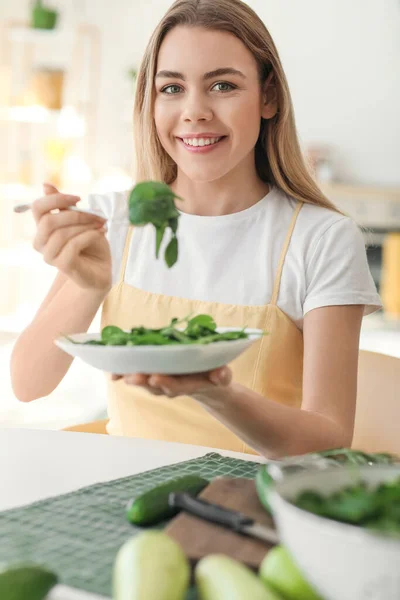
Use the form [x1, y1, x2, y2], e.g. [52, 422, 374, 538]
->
[165, 477, 276, 571]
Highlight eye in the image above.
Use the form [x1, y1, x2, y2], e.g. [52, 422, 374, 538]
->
[160, 84, 182, 94]
[212, 82, 236, 92]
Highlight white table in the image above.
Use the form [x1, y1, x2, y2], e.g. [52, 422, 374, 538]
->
[3, 428, 263, 599]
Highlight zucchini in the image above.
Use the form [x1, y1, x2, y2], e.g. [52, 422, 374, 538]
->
[126, 474, 209, 525]
[196, 554, 283, 600]
[113, 531, 189, 600]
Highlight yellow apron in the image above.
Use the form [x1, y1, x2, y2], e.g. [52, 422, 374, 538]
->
[98, 200, 304, 454]
[380, 232, 400, 318]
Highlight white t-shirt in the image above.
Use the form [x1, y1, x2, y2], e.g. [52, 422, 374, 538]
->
[88, 186, 381, 330]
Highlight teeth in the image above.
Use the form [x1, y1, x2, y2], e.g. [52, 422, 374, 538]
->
[182, 137, 222, 147]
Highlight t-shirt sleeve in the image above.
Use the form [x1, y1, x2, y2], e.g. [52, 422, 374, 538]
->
[86, 191, 129, 221]
[303, 217, 382, 317]
[86, 191, 130, 285]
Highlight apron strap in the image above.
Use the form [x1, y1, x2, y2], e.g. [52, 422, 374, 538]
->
[270, 201, 303, 306]
[118, 226, 134, 283]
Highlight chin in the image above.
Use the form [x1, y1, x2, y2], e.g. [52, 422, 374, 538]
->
[178, 164, 233, 183]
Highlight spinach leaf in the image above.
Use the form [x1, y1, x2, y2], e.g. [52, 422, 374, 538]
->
[164, 235, 178, 268]
[186, 315, 217, 334]
[101, 326, 125, 343]
[128, 181, 183, 268]
[155, 223, 167, 259]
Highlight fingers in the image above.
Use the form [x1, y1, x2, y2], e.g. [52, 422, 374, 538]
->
[43, 182, 59, 195]
[118, 367, 232, 398]
[41, 224, 106, 264]
[111, 373, 166, 396]
[32, 192, 81, 224]
[118, 373, 174, 396]
[54, 229, 105, 272]
[127, 374, 149, 386]
[147, 374, 207, 397]
[34, 210, 106, 252]
[124, 373, 168, 395]
[207, 366, 232, 386]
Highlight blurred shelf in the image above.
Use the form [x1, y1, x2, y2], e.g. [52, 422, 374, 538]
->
[320, 182, 400, 229]
[7, 26, 73, 45]
[1, 20, 101, 183]
[321, 182, 400, 203]
[0, 105, 60, 123]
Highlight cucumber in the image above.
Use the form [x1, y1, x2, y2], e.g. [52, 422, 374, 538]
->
[126, 474, 208, 525]
[256, 465, 274, 514]
[0, 564, 58, 600]
[195, 554, 284, 600]
[113, 531, 189, 600]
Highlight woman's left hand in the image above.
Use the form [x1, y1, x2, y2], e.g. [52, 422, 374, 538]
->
[111, 366, 232, 398]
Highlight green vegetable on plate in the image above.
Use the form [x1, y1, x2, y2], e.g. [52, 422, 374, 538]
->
[66, 313, 254, 347]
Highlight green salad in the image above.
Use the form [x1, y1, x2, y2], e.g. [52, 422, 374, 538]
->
[66, 314, 259, 347]
[294, 476, 400, 537]
[256, 449, 398, 515]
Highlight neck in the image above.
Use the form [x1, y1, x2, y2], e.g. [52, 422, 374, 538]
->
[170, 155, 270, 217]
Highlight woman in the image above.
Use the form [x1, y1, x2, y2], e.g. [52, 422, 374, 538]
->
[11, 0, 381, 458]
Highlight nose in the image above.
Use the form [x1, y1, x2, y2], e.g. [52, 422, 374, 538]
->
[182, 91, 213, 122]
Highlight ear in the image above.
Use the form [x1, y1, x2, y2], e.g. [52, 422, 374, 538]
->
[261, 71, 278, 120]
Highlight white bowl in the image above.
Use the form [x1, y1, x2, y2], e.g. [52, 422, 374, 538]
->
[268, 465, 400, 600]
[54, 327, 263, 375]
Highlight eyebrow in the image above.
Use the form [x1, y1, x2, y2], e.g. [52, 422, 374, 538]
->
[155, 67, 246, 81]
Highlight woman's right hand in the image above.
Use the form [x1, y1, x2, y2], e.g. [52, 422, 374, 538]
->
[32, 183, 113, 293]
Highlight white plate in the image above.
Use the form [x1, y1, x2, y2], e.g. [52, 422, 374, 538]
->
[55, 327, 264, 375]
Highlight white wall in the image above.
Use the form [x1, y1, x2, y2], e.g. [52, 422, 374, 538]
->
[2, 0, 400, 185]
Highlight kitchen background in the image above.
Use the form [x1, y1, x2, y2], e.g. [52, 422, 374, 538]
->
[0, 0, 399, 430]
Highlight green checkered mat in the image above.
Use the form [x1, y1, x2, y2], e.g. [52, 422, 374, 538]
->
[0, 452, 259, 598]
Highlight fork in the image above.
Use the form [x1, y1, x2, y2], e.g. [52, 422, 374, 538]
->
[13, 202, 130, 225]
[13, 202, 106, 218]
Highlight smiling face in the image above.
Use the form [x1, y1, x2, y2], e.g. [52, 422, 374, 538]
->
[154, 25, 274, 183]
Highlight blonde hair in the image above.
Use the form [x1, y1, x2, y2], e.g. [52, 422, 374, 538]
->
[133, 0, 339, 213]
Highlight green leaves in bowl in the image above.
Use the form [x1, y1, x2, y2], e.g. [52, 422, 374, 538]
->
[128, 181, 183, 268]
[294, 476, 400, 537]
[65, 314, 257, 347]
